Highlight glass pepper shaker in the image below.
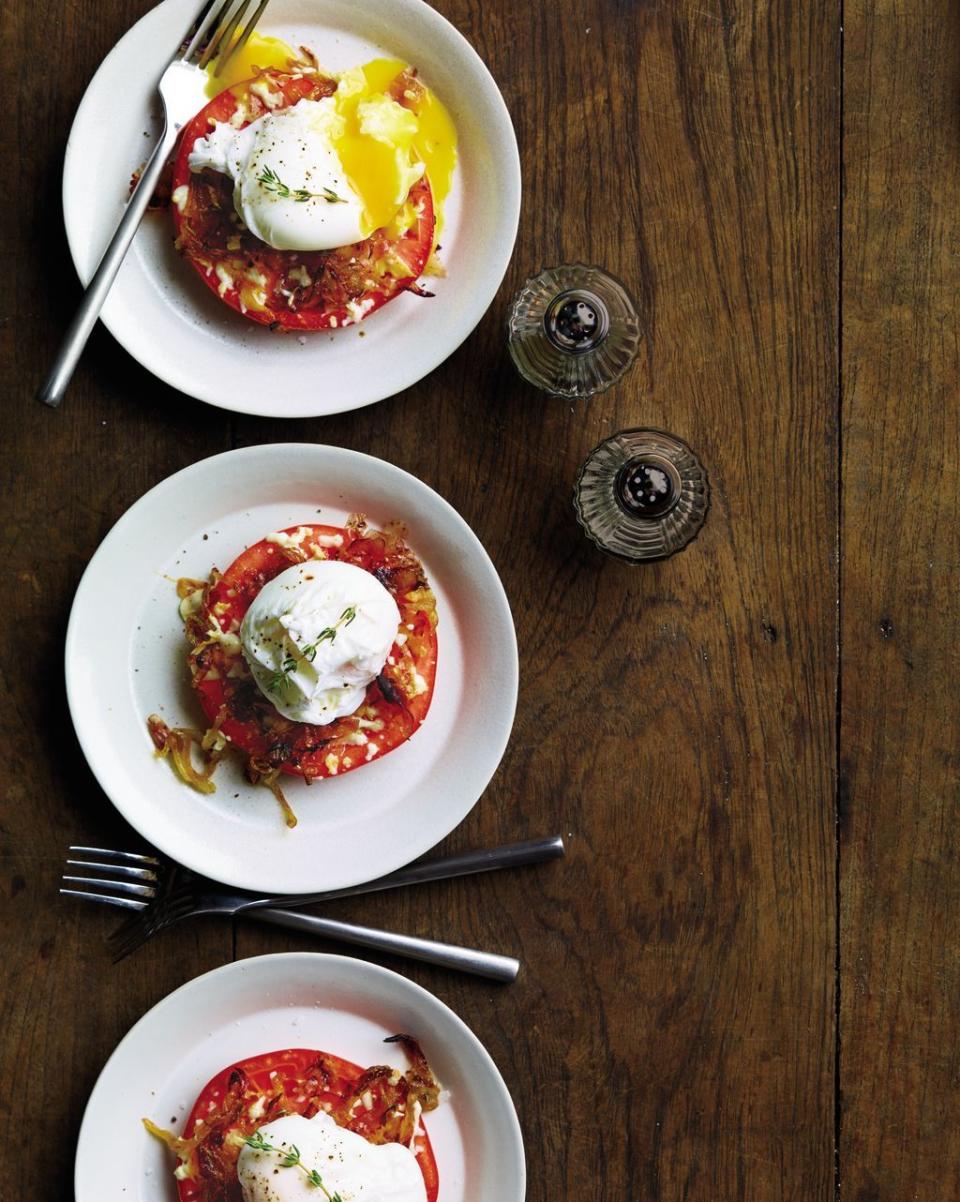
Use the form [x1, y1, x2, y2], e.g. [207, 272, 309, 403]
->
[506, 264, 641, 398]
[574, 429, 709, 562]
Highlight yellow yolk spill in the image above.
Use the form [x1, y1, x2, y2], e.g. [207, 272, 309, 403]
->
[409, 82, 458, 242]
[205, 32, 298, 96]
[333, 59, 458, 246]
[333, 60, 416, 236]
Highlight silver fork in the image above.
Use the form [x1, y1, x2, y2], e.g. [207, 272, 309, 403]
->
[62, 836, 565, 977]
[38, 0, 271, 408]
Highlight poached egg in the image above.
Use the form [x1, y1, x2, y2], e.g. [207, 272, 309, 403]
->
[189, 97, 374, 251]
[237, 1112, 427, 1202]
[189, 53, 457, 254]
[240, 557, 400, 725]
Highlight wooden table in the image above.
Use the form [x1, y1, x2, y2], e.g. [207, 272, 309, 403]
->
[3, 1, 957, 1198]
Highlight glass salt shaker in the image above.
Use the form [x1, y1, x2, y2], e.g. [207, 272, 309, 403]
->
[506, 264, 641, 398]
[574, 428, 709, 562]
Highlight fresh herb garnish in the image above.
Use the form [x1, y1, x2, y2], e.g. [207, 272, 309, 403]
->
[244, 1131, 273, 1153]
[243, 1133, 344, 1199]
[257, 165, 346, 204]
[266, 651, 299, 695]
[266, 606, 358, 694]
[309, 605, 358, 653]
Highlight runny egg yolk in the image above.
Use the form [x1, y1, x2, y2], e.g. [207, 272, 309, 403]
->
[206, 42, 457, 246]
[204, 31, 298, 95]
[332, 59, 458, 242]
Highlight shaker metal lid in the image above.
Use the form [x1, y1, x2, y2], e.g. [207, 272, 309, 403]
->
[506, 263, 641, 398]
[574, 428, 709, 562]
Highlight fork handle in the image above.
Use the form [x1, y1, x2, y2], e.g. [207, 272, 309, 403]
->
[38, 116, 178, 408]
[241, 835, 566, 911]
[249, 908, 520, 983]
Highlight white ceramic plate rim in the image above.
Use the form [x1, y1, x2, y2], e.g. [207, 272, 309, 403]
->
[64, 443, 518, 892]
[61, 0, 521, 417]
[74, 952, 527, 1202]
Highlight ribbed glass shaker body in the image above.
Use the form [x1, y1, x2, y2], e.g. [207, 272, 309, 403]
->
[574, 429, 709, 562]
[506, 264, 641, 398]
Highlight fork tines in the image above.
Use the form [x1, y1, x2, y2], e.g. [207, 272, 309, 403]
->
[60, 845, 159, 913]
[180, 0, 271, 73]
[62, 847, 202, 962]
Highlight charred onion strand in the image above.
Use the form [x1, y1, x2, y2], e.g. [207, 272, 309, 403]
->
[147, 715, 222, 795]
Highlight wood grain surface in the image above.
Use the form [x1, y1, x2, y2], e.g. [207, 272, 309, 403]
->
[0, 0, 947, 1199]
[840, 2, 960, 1199]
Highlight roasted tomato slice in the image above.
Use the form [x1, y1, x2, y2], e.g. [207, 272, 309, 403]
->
[153, 1042, 440, 1202]
[184, 519, 438, 787]
[170, 68, 435, 330]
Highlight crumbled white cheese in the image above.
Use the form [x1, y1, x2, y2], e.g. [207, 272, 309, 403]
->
[215, 264, 234, 297]
[357, 716, 385, 732]
[344, 296, 375, 325]
[407, 1100, 423, 1153]
[250, 79, 285, 108]
[206, 625, 242, 655]
[266, 526, 313, 551]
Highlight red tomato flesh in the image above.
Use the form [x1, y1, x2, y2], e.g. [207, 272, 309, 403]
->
[171, 69, 436, 330]
[175, 1046, 439, 1202]
[187, 521, 438, 782]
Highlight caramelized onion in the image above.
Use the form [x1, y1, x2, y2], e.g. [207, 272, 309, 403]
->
[246, 759, 298, 828]
[147, 714, 223, 795]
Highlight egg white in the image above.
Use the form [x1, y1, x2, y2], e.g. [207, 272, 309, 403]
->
[240, 557, 400, 725]
[237, 1112, 427, 1202]
[189, 99, 367, 251]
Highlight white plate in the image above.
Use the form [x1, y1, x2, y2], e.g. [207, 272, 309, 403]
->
[62, 0, 520, 417]
[65, 443, 518, 893]
[74, 952, 526, 1201]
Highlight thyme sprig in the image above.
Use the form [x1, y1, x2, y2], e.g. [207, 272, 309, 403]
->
[266, 651, 298, 695]
[257, 165, 346, 205]
[267, 606, 359, 694]
[308, 605, 358, 654]
[243, 1132, 344, 1199]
